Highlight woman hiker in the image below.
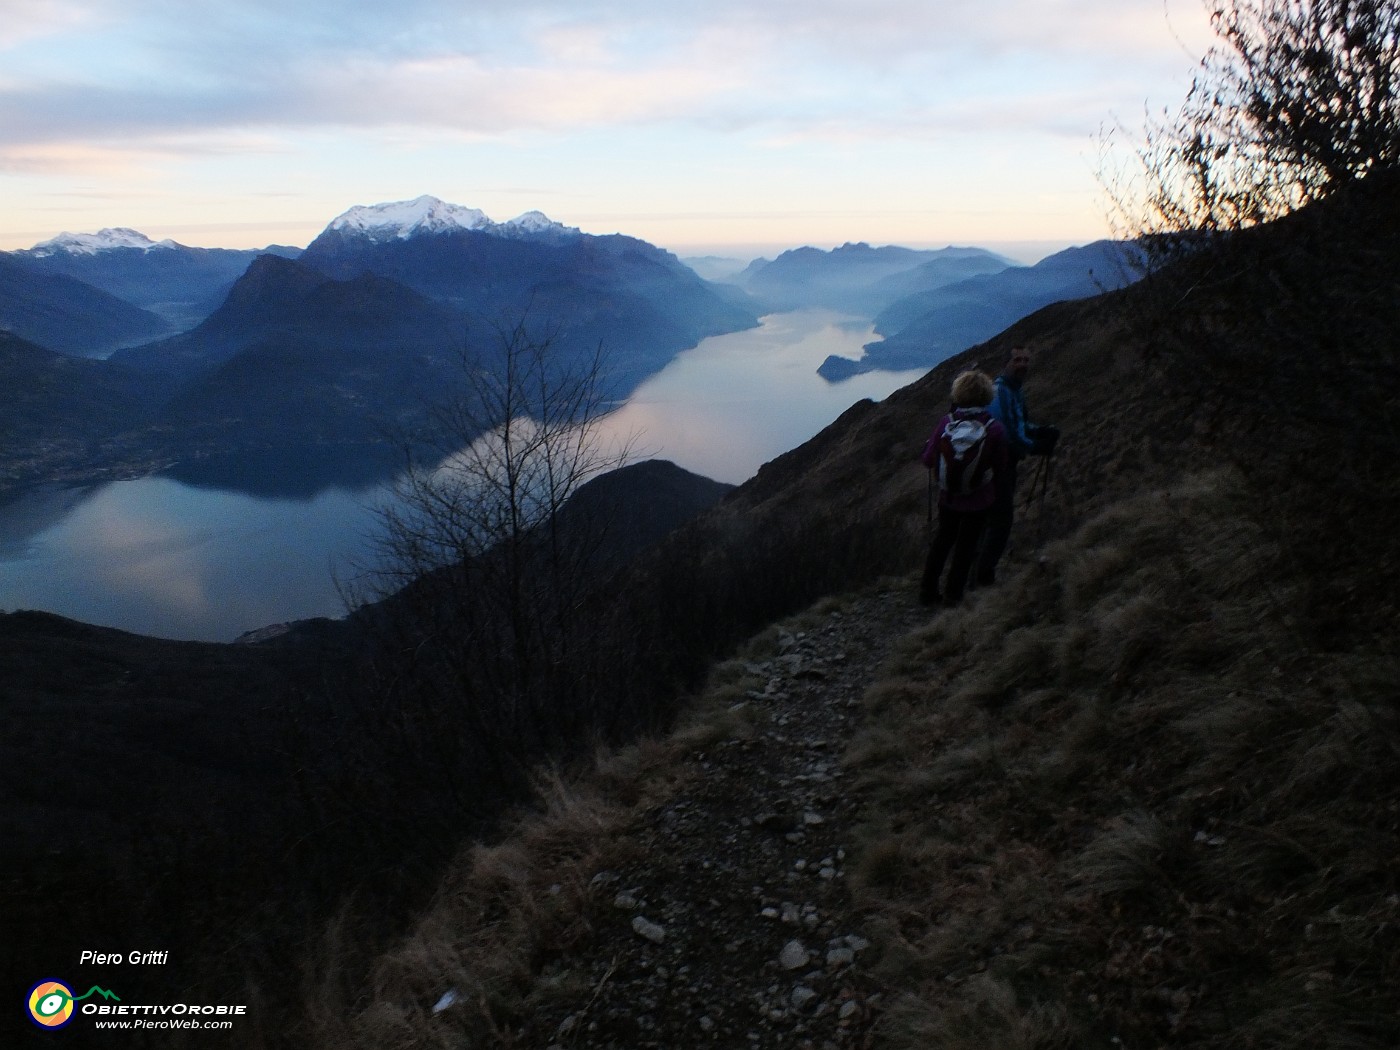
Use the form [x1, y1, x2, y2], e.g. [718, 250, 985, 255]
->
[919, 370, 1009, 607]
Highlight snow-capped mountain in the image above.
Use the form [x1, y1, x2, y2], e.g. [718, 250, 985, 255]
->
[322, 195, 580, 243]
[28, 228, 179, 257]
[108, 194, 762, 442]
[11, 231, 300, 336]
[497, 209, 580, 240]
[326, 196, 492, 239]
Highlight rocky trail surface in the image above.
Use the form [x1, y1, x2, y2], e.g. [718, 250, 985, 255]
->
[516, 585, 927, 1050]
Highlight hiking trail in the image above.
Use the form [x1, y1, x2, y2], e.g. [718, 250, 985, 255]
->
[517, 584, 927, 1049]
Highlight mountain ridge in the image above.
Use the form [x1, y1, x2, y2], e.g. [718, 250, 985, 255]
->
[324, 194, 582, 243]
[737, 242, 1014, 317]
[0, 252, 172, 357]
[817, 239, 1143, 379]
[1, 199, 763, 493]
[12, 234, 301, 335]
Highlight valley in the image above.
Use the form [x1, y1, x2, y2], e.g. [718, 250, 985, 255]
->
[0, 309, 918, 640]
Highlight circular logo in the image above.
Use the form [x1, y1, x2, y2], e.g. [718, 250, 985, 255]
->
[28, 981, 76, 1029]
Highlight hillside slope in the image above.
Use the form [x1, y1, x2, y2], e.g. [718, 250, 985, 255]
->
[313, 466, 1399, 1048]
[306, 177, 1399, 1048]
[0, 252, 170, 356]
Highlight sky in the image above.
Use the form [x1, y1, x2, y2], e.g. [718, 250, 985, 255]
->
[0, 0, 1217, 261]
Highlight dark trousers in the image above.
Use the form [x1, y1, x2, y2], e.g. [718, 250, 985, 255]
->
[977, 458, 1018, 586]
[922, 505, 989, 604]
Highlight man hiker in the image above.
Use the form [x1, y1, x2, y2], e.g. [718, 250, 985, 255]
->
[976, 345, 1059, 586]
[919, 370, 1008, 606]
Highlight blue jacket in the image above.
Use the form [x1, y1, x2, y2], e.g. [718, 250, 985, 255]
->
[988, 374, 1036, 459]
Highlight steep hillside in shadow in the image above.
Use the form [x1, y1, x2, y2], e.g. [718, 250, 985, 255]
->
[0, 252, 171, 356]
[0, 460, 737, 1050]
[303, 172, 1399, 1049]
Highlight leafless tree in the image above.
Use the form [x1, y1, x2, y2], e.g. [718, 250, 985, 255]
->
[351, 319, 638, 795]
[1109, 0, 1399, 255]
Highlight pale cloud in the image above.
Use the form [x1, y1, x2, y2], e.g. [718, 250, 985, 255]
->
[0, 140, 158, 178]
[0, 0, 108, 50]
[0, 0, 1211, 151]
[292, 53, 740, 132]
[0, 0, 1220, 248]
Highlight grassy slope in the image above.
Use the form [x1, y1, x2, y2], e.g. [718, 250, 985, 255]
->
[310, 468, 1399, 1048]
[850, 470, 1399, 1047]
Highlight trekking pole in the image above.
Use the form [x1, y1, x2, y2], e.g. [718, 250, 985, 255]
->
[926, 466, 934, 542]
[1055, 449, 1076, 524]
[1035, 450, 1053, 546]
[1020, 456, 1045, 514]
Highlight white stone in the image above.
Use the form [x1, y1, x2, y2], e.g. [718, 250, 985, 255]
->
[779, 939, 809, 970]
[826, 947, 856, 967]
[632, 916, 667, 944]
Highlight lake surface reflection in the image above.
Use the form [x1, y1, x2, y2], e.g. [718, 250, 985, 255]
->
[597, 310, 922, 484]
[0, 311, 924, 641]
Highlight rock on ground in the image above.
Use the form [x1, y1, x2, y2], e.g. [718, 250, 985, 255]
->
[518, 586, 926, 1050]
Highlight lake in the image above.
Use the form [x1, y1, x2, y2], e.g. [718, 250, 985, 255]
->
[0, 310, 924, 641]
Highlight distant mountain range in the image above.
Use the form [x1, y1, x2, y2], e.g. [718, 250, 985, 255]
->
[813, 240, 1145, 379]
[0, 198, 1147, 493]
[736, 243, 1017, 317]
[295, 196, 759, 398]
[13, 229, 301, 335]
[0, 196, 763, 491]
[727, 239, 1145, 380]
[0, 251, 171, 357]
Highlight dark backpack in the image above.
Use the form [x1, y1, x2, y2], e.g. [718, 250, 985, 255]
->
[927, 414, 993, 496]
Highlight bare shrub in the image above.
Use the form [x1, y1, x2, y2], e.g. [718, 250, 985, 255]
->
[1103, 0, 1400, 639]
[356, 322, 638, 787]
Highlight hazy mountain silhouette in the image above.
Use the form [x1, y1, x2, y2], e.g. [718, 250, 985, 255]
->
[299, 216, 760, 398]
[737, 243, 1014, 316]
[818, 240, 1143, 378]
[13, 234, 300, 332]
[109, 255, 466, 446]
[0, 253, 171, 357]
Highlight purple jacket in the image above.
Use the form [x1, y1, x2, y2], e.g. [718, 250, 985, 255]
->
[920, 407, 1009, 512]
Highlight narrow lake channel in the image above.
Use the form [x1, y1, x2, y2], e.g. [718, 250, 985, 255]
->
[0, 311, 924, 640]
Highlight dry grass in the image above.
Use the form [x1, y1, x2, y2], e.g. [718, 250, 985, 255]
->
[300, 600, 832, 1049]
[305, 770, 633, 1050]
[847, 468, 1400, 1048]
[304, 467, 1399, 1049]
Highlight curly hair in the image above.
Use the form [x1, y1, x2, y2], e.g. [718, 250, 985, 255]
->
[950, 370, 995, 408]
